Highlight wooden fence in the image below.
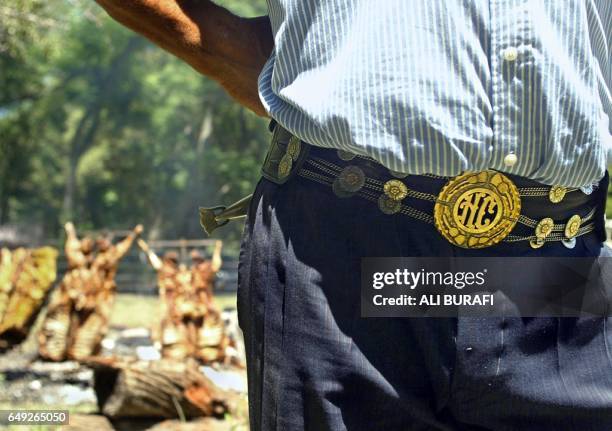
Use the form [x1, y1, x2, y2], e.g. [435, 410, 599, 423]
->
[51, 238, 239, 295]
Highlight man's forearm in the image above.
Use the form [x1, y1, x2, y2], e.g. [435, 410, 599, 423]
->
[94, 0, 273, 116]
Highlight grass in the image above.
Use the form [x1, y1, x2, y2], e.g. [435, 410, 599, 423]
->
[109, 292, 238, 329]
[213, 292, 239, 311]
[109, 294, 160, 329]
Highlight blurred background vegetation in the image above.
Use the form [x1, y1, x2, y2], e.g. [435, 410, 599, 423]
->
[1, 0, 269, 251]
[2, 0, 612, 253]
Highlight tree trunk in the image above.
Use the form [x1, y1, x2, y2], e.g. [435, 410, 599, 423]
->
[62, 153, 79, 222]
[179, 108, 214, 238]
[0, 186, 9, 224]
[61, 36, 142, 222]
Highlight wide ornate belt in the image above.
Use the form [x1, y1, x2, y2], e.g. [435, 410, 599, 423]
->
[200, 123, 601, 250]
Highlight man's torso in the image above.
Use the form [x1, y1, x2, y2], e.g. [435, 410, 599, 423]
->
[259, 0, 612, 188]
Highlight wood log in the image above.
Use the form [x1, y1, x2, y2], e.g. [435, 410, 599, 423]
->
[58, 414, 115, 431]
[86, 357, 234, 420]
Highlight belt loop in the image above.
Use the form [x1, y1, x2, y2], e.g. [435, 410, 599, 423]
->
[261, 122, 310, 185]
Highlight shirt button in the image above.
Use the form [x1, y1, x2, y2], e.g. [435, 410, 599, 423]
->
[503, 47, 518, 62]
[504, 153, 518, 167]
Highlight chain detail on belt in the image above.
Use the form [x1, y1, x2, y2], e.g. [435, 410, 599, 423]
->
[261, 124, 599, 249]
[298, 157, 597, 250]
[301, 156, 594, 240]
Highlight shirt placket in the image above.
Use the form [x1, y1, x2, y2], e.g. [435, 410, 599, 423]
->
[489, 0, 530, 174]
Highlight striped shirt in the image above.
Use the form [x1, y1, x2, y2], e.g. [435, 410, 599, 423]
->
[258, 0, 611, 188]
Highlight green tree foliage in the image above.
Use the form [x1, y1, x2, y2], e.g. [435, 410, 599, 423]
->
[4, 0, 612, 250]
[1, 0, 270, 250]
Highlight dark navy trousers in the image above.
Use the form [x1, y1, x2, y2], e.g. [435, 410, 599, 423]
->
[237, 172, 612, 431]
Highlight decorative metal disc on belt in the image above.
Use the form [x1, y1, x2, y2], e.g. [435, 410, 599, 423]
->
[434, 170, 521, 249]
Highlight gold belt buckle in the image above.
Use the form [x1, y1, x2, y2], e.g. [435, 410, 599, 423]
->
[434, 170, 521, 249]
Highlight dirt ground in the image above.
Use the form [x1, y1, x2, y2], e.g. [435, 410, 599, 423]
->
[0, 293, 249, 431]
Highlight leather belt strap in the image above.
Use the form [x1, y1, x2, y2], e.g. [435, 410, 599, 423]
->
[259, 123, 599, 249]
[199, 121, 605, 250]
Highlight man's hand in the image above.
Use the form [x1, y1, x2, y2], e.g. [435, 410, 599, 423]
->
[133, 224, 144, 235]
[94, 0, 273, 116]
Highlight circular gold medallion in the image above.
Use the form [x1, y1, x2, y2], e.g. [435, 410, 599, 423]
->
[378, 194, 401, 214]
[286, 136, 301, 161]
[535, 218, 554, 239]
[383, 179, 408, 201]
[564, 214, 581, 239]
[332, 178, 355, 198]
[549, 185, 567, 203]
[278, 154, 293, 179]
[529, 238, 545, 249]
[434, 170, 521, 249]
[338, 166, 365, 193]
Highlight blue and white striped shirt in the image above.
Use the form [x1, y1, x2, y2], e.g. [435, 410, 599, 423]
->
[258, 0, 611, 188]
